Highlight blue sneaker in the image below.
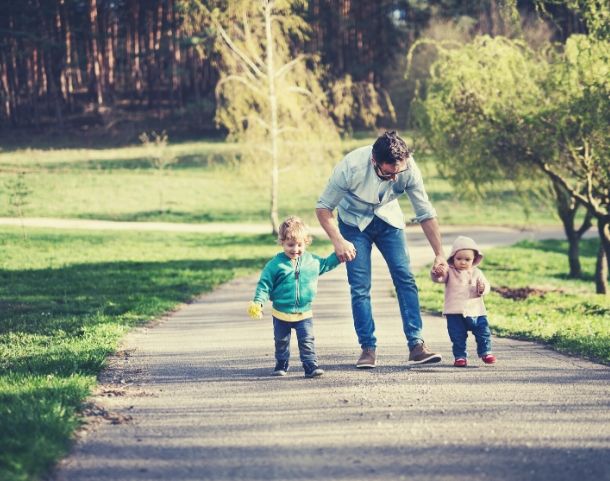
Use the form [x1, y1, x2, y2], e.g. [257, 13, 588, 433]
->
[272, 360, 289, 376]
[303, 361, 324, 378]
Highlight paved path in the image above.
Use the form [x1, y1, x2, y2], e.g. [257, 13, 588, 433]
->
[53, 226, 610, 481]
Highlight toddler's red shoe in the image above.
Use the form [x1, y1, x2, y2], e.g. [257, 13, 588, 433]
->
[481, 354, 496, 364]
[453, 358, 467, 367]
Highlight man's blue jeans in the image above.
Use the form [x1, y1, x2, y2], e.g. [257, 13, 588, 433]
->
[446, 314, 492, 359]
[339, 216, 424, 350]
[273, 317, 317, 363]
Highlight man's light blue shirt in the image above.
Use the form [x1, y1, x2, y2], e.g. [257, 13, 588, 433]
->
[316, 145, 437, 231]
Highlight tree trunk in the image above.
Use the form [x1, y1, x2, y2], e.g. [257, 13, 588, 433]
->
[104, 8, 116, 99]
[129, 0, 143, 96]
[60, 0, 75, 109]
[553, 181, 592, 278]
[146, 8, 155, 107]
[265, 0, 280, 235]
[38, 0, 63, 127]
[595, 218, 610, 295]
[0, 53, 12, 122]
[88, 0, 104, 106]
[167, 0, 182, 109]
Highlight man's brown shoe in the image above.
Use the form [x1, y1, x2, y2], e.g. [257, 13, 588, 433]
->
[356, 348, 376, 368]
[409, 342, 442, 365]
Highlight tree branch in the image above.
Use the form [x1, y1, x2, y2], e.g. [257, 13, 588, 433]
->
[214, 20, 265, 79]
[216, 75, 264, 97]
[275, 54, 306, 79]
[242, 10, 265, 71]
[539, 161, 605, 217]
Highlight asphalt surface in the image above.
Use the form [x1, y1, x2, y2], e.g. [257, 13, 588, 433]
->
[53, 225, 610, 481]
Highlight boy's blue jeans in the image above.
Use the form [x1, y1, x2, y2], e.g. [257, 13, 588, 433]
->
[446, 314, 492, 359]
[338, 216, 424, 350]
[273, 317, 317, 363]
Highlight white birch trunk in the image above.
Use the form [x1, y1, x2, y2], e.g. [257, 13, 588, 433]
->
[264, 0, 280, 235]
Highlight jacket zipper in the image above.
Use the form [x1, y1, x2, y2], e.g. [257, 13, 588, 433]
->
[294, 257, 301, 309]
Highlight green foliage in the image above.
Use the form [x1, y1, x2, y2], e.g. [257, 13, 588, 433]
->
[0, 226, 302, 481]
[538, 0, 610, 40]
[0, 136, 560, 228]
[4, 172, 32, 219]
[138, 131, 177, 172]
[417, 238, 610, 364]
[329, 75, 397, 133]
[181, 0, 341, 231]
[209, 0, 339, 163]
[412, 31, 608, 201]
[536, 34, 610, 211]
[413, 31, 610, 291]
[412, 35, 550, 198]
[138, 131, 177, 212]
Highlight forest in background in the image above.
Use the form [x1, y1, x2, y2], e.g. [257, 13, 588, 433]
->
[0, 0, 586, 142]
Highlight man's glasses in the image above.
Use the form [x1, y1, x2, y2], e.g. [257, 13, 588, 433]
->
[374, 162, 409, 180]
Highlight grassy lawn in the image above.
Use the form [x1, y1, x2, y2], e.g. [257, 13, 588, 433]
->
[417, 238, 610, 365]
[1, 135, 598, 481]
[0, 134, 558, 228]
[0, 226, 339, 481]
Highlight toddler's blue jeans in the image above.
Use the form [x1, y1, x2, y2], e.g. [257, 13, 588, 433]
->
[446, 314, 492, 359]
[273, 317, 317, 363]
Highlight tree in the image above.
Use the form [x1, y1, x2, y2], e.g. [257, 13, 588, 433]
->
[184, 0, 339, 234]
[139, 130, 177, 213]
[411, 34, 609, 292]
[530, 34, 610, 292]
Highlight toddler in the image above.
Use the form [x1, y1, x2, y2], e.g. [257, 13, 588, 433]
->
[248, 216, 341, 377]
[431, 236, 497, 367]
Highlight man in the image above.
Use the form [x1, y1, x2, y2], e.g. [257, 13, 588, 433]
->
[316, 130, 448, 368]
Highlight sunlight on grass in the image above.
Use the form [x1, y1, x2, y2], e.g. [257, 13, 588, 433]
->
[0, 135, 558, 227]
[1, 226, 330, 481]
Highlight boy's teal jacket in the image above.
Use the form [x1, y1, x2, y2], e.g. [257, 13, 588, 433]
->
[253, 251, 340, 313]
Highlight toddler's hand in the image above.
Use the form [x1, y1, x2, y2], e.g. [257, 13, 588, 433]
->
[247, 301, 263, 320]
[476, 279, 485, 296]
[432, 263, 447, 277]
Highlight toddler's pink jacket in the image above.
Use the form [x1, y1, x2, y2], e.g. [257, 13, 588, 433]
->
[431, 236, 491, 316]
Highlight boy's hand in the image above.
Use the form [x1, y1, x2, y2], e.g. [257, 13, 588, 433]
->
[476, 279, 485, 296]
[247, 301, 263, 320]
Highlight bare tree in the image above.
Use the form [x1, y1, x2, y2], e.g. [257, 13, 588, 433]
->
[184, 0, 339, 234]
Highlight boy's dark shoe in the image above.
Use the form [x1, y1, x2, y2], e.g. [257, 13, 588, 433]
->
[356, 347, 376, 368]
[272, 360, 289, 376]
[481, 354, 496, 364]
[303, 361, 324, 378]
[408, 342, 442, 365]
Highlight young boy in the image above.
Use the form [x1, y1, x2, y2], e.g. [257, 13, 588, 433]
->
[248, 216, 341, 377]
[431, 236, 497, 367]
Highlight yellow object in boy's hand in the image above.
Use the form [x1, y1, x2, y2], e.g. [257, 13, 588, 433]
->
[247, 301, 263, 319]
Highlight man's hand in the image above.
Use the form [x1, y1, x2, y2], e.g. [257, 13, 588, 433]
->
[334, 238, 357, 263]
[316, 208, 357, 262]
[432, 255, 448, 276]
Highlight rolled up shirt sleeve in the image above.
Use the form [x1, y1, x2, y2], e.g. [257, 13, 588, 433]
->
[405, 162, 437, 223]
[316, 162, 350, 211]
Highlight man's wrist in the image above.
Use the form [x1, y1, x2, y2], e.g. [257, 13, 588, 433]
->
[330, 234, 345, 246]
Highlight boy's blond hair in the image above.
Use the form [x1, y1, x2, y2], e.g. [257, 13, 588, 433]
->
[278, 216, 312, 245]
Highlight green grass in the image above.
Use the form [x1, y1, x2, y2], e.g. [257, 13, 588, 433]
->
[0, 226, 337, 481]
[0, 134, 582, 480]
[0, 135, 559, 227]
[417, 238, 610, 365]
[2, 230, 608, 480]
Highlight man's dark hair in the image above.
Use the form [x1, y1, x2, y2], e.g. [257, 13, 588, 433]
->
[372, 131, 411, 165]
